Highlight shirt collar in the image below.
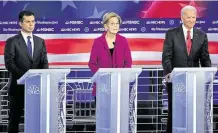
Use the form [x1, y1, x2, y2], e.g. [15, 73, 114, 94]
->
[182, 24, 193, 34]
[21, 30, 33, 40]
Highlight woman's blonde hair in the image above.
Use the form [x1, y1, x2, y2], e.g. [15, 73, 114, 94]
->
[102, 12, 122, 25]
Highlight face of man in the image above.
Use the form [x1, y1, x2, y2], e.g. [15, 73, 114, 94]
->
[104, 17, 120, 34]
[19, 15, 35, 34]
[181, 9, 196, 30]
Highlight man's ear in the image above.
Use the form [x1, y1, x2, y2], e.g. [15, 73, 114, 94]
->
[19, 21, 22, 27]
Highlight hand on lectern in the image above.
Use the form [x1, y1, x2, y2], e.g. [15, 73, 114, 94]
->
[165, 73, 171, 82]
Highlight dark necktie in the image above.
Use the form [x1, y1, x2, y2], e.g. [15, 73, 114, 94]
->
[186, 30, 192, 55]
[27, 36, 32, 57]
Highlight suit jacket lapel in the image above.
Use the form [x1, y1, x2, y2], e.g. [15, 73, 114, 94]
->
[100, 32, 111, 56]
[177, 26, 188, 57]
[190, 28, 198, 57]
[33, 35, 39, 60]
[18, 32, 33, 61]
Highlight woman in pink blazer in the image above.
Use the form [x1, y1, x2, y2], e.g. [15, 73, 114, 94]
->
[88, 12, 132, 100]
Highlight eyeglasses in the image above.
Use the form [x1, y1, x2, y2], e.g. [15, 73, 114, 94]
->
[108, 23, 120, 26]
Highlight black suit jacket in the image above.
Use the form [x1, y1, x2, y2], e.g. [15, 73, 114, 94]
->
[162, 25, 211, 75]
[4, 32, 49, 95]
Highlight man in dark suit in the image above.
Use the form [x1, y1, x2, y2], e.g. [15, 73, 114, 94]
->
[162, 5, 211, 133]
[4, 10, 49, 133]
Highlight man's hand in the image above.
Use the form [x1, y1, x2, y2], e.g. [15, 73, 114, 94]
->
[165, 73, 171, 82]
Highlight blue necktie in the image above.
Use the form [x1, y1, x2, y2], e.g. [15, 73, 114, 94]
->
[27, 36, 32, 57]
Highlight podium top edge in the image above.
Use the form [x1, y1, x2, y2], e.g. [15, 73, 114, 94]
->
[97, 68, 142, 73]
[27, 69, 71, 73]
[172, 67, 217, 72]
[91, 68, 142, 82]
[17, 69, 71, 84]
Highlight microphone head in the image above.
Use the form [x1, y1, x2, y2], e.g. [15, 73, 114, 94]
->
[113, 42, 115, 45]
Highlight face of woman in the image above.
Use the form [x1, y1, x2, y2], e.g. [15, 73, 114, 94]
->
[104, 17, 120, 34]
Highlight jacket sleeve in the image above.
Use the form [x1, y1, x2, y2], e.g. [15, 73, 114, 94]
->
[200, 33, 211, 67]
[40, 40, 49, 69]
[4, 38, 25, 78]
[88, 39, 99, 73]
[123, 38, 132, 68]
[162, 30, 173, 75]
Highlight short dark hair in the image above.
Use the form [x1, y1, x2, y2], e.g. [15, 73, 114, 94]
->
[19, 11, 34, 22]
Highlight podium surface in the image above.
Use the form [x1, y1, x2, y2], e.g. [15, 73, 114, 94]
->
[17, 69, 70, 133]
[91, 68, 142, 133]
[171, 67, 217, 133]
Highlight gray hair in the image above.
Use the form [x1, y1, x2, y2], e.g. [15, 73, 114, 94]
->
[102, 12, 122, 25]
[181, 5, 197, 16]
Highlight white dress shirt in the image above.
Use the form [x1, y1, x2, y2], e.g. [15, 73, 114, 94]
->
[182, 24, 193, 41]
[21, 31, 34, 57]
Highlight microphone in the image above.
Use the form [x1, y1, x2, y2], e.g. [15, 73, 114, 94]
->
[113, 42, 115, 45]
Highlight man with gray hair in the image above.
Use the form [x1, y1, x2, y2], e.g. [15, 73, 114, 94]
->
[162, 5, 211, 133]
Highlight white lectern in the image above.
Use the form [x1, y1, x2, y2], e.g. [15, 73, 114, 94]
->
[17, 69, 70, 133]
[91, 68, 142, 133]
[170, 67, 217, 133]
